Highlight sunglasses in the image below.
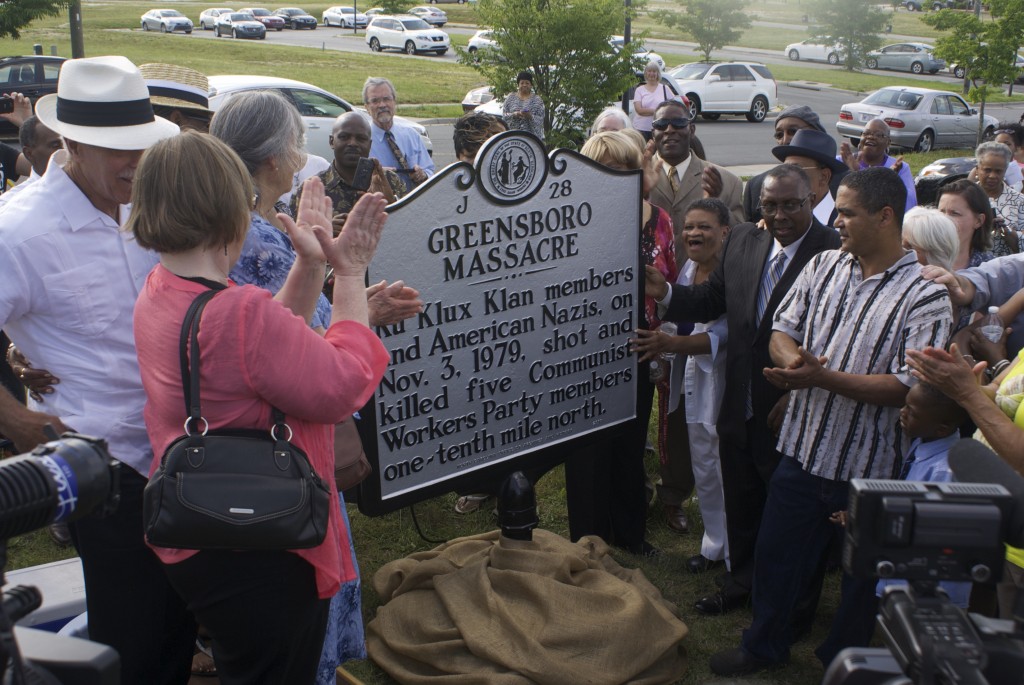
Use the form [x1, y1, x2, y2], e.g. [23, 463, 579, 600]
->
[652, 117, 691, 131]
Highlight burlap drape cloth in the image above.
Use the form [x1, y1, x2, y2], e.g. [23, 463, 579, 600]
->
[366, 529, 688, 684]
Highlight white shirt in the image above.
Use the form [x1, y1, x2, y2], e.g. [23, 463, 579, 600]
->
[0, 151, 158, 474]
[668, 259, 728, 423]
[660, 155, 692, 186]
[0, 169, 41, 209]
[813, 190, 835, 227]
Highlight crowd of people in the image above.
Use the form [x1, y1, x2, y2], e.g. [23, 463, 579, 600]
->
[1, 53, 1024, 684]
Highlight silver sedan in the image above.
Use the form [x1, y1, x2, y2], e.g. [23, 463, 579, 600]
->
[865, 43, 945, 74]
[836, 87, 998, 152]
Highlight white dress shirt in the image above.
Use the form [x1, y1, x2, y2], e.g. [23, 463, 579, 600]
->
[0, 151, 158, 474]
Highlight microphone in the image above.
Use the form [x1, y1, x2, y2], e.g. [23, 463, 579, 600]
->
[0, 435, 119, 541]
[949, 438, 1024, 548]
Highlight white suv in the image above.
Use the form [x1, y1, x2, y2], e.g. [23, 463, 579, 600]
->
[365, 15, 449, 56]
[666, 62, 777, 123]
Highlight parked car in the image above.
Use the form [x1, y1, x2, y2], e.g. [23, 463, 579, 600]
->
[905, 0, 974, 9]
[467, 29, 498, 58]
[836, 86, 997, 152]
[141, 9, 194, 33]
[322, 6, 368, 27]
[0, 55, 65, 137]
[199, 8, 234, 30]
[273, 7, 317, 29]
[665, 61, 777, 122]
[364, 7, 385, 17]
[365, 15, 449, 55]
[784, 38, 844, 65]
[949, 53, 1024, 82]
[207, 75, 433, 161]
[216, 12, 266, 38]
[608, 36, 664, 72]
[239, 7, 286, 29]
[914, 156, 976, 205]
[406, 6, 447, 27]
[865, 43, 945, 74]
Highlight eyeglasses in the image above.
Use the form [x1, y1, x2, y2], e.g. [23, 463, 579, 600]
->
[759, 194, 813, 216]
[860, 130, 890, 139]
[367, 96, 394, 106]
[651, 117, 691, 131]
[793, 164, 825, 172]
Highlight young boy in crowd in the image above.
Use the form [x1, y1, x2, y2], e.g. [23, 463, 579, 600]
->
[816, 381, 969, 667]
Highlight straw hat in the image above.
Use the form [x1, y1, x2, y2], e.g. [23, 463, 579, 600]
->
[140, 62, 211, 115]
[35, 56, 178, 150]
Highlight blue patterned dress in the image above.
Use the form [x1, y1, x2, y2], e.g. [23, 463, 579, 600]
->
[230, 211, 367, 682]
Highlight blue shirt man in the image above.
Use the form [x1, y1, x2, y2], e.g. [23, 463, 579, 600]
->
[363, 76, 434, 193]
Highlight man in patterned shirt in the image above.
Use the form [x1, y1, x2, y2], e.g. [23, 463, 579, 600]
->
[710, 167, 953, 676]
[291, 111, 405, 222]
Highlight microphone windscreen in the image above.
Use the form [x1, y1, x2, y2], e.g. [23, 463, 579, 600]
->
[949, 438, 1024, 547]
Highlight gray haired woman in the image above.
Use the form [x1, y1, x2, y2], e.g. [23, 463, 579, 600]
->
[209, 91, 366, 683]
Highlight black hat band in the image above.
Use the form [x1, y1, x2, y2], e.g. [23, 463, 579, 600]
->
[147, 85, 209, 108]
[57, 97, 155, 127]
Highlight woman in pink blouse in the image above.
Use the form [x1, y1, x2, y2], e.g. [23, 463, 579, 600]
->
[128, 131, 389, 684]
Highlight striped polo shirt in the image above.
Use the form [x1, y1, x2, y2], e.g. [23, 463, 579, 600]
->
[772, 250, 953, 481]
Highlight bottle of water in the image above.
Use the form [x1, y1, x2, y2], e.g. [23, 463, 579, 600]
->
[649, 322, 678, 383]
[980, 306, 1004, 344]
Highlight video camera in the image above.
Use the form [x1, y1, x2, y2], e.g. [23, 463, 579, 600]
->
[824, 438, 1024, 685]
[0, 433, 122, 685]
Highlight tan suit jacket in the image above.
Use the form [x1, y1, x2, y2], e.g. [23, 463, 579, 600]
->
[649, 155, 744, 267]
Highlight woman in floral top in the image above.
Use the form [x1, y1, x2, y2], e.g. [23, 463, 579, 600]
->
[502, 70, 545, 142]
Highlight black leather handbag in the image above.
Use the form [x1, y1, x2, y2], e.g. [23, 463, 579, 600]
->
[143, 289, 331, 551]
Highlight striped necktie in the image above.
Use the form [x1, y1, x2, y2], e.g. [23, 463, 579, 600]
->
[755, 250, 787, 326]
[668, 166, 679, 192]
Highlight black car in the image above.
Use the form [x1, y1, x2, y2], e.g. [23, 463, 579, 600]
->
[914, 157, 976, 205]
[0, 56, 66, 137]
[272, 8, 317, 29]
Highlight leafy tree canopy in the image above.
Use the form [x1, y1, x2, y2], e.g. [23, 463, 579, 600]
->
[810, 0, 887, 71]
[923, 1, 1024, 142]
[466, 0, 641, 149]
[0, 0, 67, 39]
[652, 0, 751, 63]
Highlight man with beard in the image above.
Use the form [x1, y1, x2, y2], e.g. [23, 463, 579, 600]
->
[364, 76, 433, 193]
[645, 165, 839, 617]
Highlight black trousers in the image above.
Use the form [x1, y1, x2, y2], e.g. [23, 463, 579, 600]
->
[564, 369, 654, 550]
[163, 549, 330, 685]
[69, 467, 196, 685]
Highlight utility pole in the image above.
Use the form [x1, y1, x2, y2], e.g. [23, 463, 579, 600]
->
[69, 0, 84, 58]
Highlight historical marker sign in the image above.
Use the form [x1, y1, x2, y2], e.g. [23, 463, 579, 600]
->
[357, 131, 641, 515]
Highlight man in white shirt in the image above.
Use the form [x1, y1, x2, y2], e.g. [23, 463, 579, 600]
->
[772, 128, 848, 227]
[0, 56, 193, 684]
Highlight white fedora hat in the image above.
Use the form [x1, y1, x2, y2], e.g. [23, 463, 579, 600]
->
[36, 55, 179, 150]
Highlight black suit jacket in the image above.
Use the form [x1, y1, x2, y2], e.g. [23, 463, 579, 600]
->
[664, 219, 841, 448]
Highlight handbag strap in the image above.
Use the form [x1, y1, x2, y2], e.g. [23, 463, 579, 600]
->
[178, 289, 287, 436]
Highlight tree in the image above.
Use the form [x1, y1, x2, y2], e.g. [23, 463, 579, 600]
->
[810, 0, 887, 71]
[0, 0, 67, 39]
[378, 0, 410, 15]
[466, 0, 640, 149]
[652, 0, 751, 63]
[923, 0, 1024, 143]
